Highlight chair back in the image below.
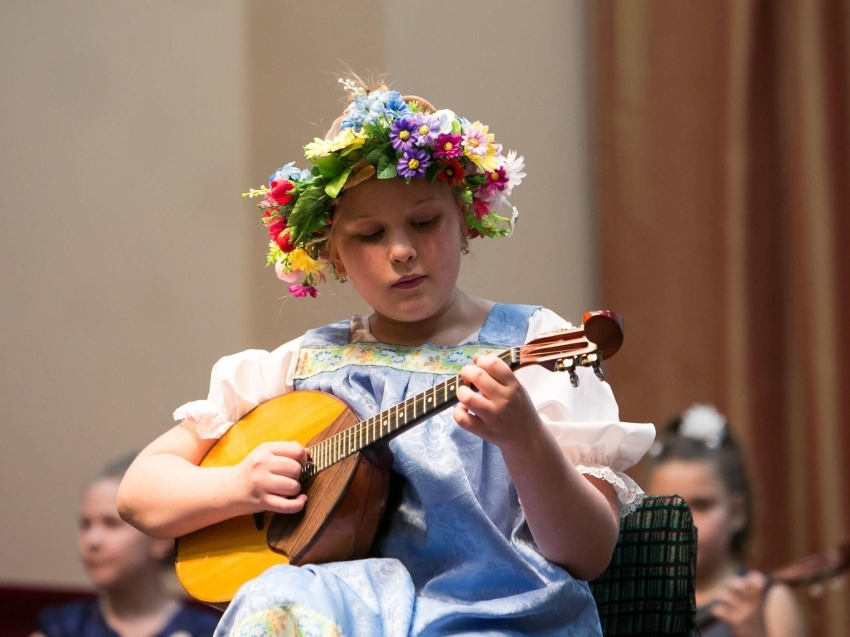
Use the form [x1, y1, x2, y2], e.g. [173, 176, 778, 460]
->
[589, 494, 697, 636]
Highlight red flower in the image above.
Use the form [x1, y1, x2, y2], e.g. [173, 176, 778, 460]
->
[274, 227, 296, 253]
[270, 179, 295, 206]
[470, 196, 491, 221]
[437, 160, 465, 186]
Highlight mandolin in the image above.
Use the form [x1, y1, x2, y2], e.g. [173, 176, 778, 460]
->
[695, 540, 850, 627]
[175, 310, 624, 606]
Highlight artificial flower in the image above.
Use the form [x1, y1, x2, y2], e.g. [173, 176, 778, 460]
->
[275, 259, 299, 282]
[288, 248, 326, 276]
[437, 160, 465, 186]
[502, 150, 526, 195]
[288, 283, 318, 298]
[398, 148, 431, 179]
[270, 179, 295, 205]
[412, 114, 441, 146]
[390, 119, 417, 153]
[462, 121, 494, 157]
[304, 128, 367, 159]
[433, 134, 463, 160]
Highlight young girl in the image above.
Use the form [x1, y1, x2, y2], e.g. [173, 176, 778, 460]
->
[117, 77, 655, 636]
[646, 405, 808, 637]
[32, 454, 220, 637]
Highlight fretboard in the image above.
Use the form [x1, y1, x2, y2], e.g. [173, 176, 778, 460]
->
[303, 347, 519, 479]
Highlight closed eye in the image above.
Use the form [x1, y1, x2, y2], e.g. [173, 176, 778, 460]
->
[412, 217, 437, 230]
[356, 229, 383, 241]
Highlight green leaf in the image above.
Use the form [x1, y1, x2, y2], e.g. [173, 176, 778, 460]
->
[315, 155, 346, 180]
[288, 185, 329, 243]
[465, 174, 486, 186]
[450, 119, 461, 135]
[324, 167, 351, 199]
[377, 155, 397, 179]
[365, 149, 383, 165]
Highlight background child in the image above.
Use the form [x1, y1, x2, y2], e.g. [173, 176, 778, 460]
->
[117, 77, 656, 636]
[31, 453, 219, 637]
[646, 405, 809, 637]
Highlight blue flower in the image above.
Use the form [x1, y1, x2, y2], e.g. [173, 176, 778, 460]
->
[383, 91, 413, 120]
[270, 162, 312, 183]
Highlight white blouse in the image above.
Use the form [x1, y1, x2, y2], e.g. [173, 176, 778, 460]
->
[174, 308, 655, 516]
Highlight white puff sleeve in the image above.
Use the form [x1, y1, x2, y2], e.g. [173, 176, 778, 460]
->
[172, 336, 304, 439]
[516, 308, 656, 517]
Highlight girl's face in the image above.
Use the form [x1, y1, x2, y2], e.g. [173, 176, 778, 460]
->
[78, 477, 170, 590]
[331, 177, 465, 323]
[647, 460, 746, 575]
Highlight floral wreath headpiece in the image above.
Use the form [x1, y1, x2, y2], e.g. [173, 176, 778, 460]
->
[243, 78, 526, 298]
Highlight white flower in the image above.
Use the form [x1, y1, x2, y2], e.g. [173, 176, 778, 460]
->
[680, 404, 726, 449]
[502, 150, 526, 196]
[432, 109, 459, 134]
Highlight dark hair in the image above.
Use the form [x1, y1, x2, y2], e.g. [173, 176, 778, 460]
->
[649, 408, 752, 557]
[91, 451, 138, 482]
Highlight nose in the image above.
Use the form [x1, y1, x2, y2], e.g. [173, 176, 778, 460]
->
[388, 230, 416, 264]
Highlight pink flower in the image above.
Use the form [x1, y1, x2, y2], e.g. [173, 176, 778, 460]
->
[486, 166, 508, 191]
[288, 283, 318, 298]
[275, 260, 299, 282]
[433, 134, 463, 160]
[470, 196, 491, 221]
[270, 179, 295, 205]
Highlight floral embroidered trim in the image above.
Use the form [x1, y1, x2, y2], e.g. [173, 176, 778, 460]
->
[294, 343, 499, 379]
[233, 604, 342, 636]
[576, 463, 645, 517]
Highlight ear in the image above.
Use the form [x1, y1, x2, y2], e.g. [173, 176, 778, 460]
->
[149, 537, 174, 562]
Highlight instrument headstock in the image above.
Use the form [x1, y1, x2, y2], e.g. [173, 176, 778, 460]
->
[518, 310, 624, 386]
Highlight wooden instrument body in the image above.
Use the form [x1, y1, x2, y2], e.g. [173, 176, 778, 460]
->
[174, 390, 390, 606]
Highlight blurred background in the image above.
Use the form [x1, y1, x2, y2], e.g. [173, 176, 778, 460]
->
[1, 0, 847, 634]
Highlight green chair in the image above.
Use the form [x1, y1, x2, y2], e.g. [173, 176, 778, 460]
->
[589, 494, 697, 636]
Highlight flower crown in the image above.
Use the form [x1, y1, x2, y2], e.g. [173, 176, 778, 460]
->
[243, 78, 526, 298]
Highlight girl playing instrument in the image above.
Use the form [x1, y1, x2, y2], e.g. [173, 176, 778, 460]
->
[32, 454, 219, 637]
[646, 405, 808, 637]
[117, 77, 655, 636]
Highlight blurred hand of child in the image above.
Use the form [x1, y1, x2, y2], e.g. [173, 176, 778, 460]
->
[235, 441, 310, 515]
[454, 354, 543, 449]
[711, 570, 770, 637]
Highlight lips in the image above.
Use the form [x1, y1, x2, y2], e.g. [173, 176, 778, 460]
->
[392, 274, 425, 290]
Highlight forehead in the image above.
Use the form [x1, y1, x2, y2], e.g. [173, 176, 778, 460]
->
[648, 459, 726, 496]
[335, 177, 454, 220]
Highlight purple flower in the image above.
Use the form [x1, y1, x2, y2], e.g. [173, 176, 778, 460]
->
[412, 114, 441, 146]
[433, 133, 463, 160]
[398, 148, 431, 179]
[390, 118, 417, 152]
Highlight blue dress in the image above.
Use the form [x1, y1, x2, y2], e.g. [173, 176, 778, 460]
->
[38, 599, 220, 637]
[214, 304, 604, 636]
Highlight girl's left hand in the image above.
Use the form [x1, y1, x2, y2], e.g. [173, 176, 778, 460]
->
[711, 571, 770, 637]
[454, 354, 543, 448]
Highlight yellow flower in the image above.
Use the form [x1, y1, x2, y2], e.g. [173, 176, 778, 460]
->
[469, 144, 500, 172]
[288, 248, 326, 275]
[304, 128, 368, 159]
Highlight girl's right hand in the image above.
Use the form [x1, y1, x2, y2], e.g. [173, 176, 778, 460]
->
[235, 441, 310, 515]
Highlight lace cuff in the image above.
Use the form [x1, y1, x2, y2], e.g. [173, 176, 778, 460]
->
[576, 463, 645, 517]
[172, 400, 234, 439]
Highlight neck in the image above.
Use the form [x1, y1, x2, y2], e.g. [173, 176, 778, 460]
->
[369, 289, 493, 346]
[99, 568, 173, 618]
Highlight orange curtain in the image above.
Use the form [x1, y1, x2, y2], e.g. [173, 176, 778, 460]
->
[591, 1, 849, 634]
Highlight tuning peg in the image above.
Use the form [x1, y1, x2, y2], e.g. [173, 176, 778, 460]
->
[570, 369, 580, 388]
[593, 361, 605, 382]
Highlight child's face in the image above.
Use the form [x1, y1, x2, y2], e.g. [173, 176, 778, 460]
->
[331, 177, 465, 322]
[78, 477, 170, 590]
[647, 460, 746, 575]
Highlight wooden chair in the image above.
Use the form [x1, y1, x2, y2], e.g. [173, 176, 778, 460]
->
[589, 494, 697, 636]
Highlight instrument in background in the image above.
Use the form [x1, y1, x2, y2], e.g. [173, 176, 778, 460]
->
[175, 311, 624, 606]
[695, 540, 850, 628]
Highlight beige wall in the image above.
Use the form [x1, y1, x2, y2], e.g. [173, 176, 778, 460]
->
[0, 1, 593, 587]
